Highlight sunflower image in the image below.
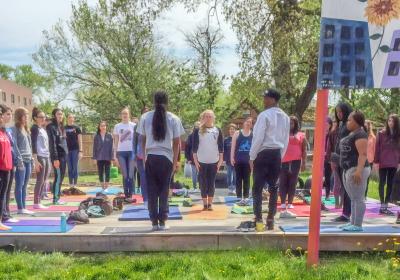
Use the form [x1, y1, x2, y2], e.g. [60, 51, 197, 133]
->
[365, 0, 400, 26]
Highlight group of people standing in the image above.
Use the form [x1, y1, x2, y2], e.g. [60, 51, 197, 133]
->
[325, 102, 400, 231]
[0, 105, 83, 230]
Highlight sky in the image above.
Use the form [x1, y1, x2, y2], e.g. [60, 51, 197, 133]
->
[0, 0, 240, 86]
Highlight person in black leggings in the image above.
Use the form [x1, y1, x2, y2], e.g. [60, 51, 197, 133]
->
[231, 117, 253, 205]
[374, 114, 400, 215]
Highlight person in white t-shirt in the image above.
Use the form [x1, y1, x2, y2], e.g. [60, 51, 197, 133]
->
[113, 107, 136, 202]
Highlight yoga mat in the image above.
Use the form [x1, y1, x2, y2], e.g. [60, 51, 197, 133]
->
[10, 201, 81, 207]
[280, 224, 400, 234]
[4, 219, 61, 226]
[10, 205, 78, 212]
[184, 205, 228, 220]
[0, 225, 74, 233]
[304, 196, 336, 206]
[86, 187, 124, 195]
[169, 197, 192, 206]
[278, 198, 306, 205]
[119, 206, 182, 221]
[278, 205, 326, 217]
[224, 197, 241, 206]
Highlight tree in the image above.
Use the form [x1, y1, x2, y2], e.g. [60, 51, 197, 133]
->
[184, 23, 224, 108]
[0, 64, 14, 80]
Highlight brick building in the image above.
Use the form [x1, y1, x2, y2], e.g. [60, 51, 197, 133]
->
[0, 78, 34, 113]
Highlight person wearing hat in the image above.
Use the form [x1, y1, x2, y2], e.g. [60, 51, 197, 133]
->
[249, 89, 290, 230]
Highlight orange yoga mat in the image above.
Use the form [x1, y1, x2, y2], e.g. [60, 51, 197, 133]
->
[184, 205, 229, 220]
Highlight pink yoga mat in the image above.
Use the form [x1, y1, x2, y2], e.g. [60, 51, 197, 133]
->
[10, 205, 78, 212]
[278, 205, 326, 217]
[4, 219, 61, 226]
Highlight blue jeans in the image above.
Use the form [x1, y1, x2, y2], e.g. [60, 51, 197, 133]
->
[117, 151, 135, 198]
[15, 161, 32, 210]
[226, 164, 236, 191]
[191, 164, 198, 189]
[137, 158, 147, 202]
[67, 149, 79, 185]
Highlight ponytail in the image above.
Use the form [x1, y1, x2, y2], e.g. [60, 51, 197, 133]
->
[152, 91, 168, 141]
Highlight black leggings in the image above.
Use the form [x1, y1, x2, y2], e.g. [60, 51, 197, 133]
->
[253, 149, 281, 221]
[145, 154, 172, 225]
[52, 155, 67, 203]
[0, 170, 11, 221]
[279, 160, 301, 205]
[323, 160, 332, 198]
[199, 163, 217, 198]
[379, 167, 397, 204]
[2, 168, 14, 220]
[235, 162, 251, 199]
[97, 160, 111, 183]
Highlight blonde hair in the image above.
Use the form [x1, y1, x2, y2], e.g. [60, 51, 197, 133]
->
[199, 110, 215, 135]
[14, 107, 29, 132]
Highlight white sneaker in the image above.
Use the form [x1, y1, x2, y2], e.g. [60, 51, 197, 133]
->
[159, 224, 170, 231]
[33, 204, 49, 209]
[288, 204, 294, 209]
[17, 209, 35, 215]
[5, 218, 19, 223]
[151, 225, 159, 231]
[280, 203, 286, 209]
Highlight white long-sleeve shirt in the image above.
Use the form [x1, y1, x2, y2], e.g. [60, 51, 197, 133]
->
[249, 107, 290, 161]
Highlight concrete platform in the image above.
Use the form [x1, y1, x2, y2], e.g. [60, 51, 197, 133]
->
[1, 188, 399, 252]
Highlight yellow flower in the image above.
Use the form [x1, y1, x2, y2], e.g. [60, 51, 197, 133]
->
[365, 0, 400, 26]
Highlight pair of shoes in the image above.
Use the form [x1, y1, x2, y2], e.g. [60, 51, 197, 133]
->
[33, 204, 49, 209]
[321, 203, 329, 211]
[17, 209, 35, 215]
[332, 215, 350, 222]
[236, 221, 256, 232]
[151, 224, 159, 231]
[287, 204, 294, 209]
[342, 225, 363, 232]
[123, 198, 137, 204]
[338, 222, 352, 229]
[0, 223, 12, 231]
[279, 211, 296, 219]
[237, 199, 250, 207]
[53, 201, 66, 206]
[379, 207, 395, 216]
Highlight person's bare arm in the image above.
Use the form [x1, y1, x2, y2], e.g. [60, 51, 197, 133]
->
[353, 138, 368, 184]
[113, 134, 119, 167]
[301, 137, 307, 172]
[172, 137, 180, 173]
[230, 131, 239, 166]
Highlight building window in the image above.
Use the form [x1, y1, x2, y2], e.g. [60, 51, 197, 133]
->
[323, 44, 334, 57]
[18, 96, 20, 104]
[341, 26, 351, 40]
[388, 62, 400, 76]
[324, 25, 335, 39]
[355, 27, 364, 38]
[355, 60, 365, 72]
[1, 91, 5, 102]
[29, 99, 32, 105]
[322, 62, 333, 75]
[24, 97, 27, 106]
[355, 42, 365, 54]
[341, 44, 351, 56]
[11, 94, 15, 104]
[394, 38, 400, 51]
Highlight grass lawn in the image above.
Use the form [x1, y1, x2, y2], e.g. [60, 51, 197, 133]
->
[0, 250, 399, 280]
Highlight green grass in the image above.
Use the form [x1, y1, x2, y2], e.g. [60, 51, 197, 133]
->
[0, 250, 398, 280]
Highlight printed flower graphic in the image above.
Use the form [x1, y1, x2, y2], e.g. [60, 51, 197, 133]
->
[364, 0, 400, 26]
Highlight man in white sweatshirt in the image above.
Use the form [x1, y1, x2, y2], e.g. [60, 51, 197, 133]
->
[250, 89, 290, 230]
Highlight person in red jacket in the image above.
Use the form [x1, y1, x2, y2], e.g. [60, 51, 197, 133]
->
[0, 104, 13, 231]
[374, 114, 400, 215]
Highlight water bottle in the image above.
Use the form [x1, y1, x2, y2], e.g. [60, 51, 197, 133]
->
[60, 212, 67, 233]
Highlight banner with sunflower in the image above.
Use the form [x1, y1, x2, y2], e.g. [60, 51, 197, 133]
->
[317, 0, 400, 89]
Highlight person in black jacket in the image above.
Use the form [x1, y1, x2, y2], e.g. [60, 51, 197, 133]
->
[331, 102, 353, 222]
[184, 122, 200, 191]
[46, 108, 68, 205]
[92, 121, 114, 191]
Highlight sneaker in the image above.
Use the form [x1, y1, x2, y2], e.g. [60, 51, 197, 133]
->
[338, 222, 352, 229]
[332, 215, 350, 222]
[243, 198, 251, 206]
[0, 223, 12, 231]
[159, 222, 170, 231]
[287, 204, 294, 209]
[228, 190, 236, 196]
[151, 225, 159, 231]
[3, 218, 19, 223]
[53, 201, 66, 205]
[280, 203, 286, 209]
[202, 205, 208, 211]
[237, 199, 247, 207]
[42, 194, 51, 200]
[17, 209, 35, 215]
[33, 204, 49, 209]
[396, 212, 400, 224]
[380, 208, 395, 216]
[266, 218, 274, 231]
[236, 221, 256, 232]
[279, 211, 297, 219]
[342, 225, 363, 232]
[207, 204, 213, 211]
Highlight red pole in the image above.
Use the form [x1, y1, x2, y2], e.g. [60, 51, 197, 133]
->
[307, 89, 329, 267]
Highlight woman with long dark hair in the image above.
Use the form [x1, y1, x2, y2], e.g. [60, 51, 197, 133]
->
[339, 111, 370, 231]
[31, 107, 51, 209]
[193, 110, 224, 211]
[113, 107, 136, 202]
[47, 108, 68, 205]
[279, 116, 307, 213]
[92, 121, 114, 191]
[0, 104, 13, 230]
[137, 91, 184, 231]
[374, 114, 400, 215]
[331, 102, 353, 222]
[12, 107, 34, 214]
[231, 117, 253, 205]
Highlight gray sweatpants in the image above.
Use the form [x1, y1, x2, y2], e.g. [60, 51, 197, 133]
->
[34, 156, 51, 205]
[343, 167, 371, 227]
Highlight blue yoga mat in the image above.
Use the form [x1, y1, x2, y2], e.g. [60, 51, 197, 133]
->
[0, 225, 74, 233]
[86, 187, 124, 195]
[224, 197, 241, 206]
[280, 225, 400, 234]
[119, 206, 182, 221]
[4, 219, 60, 226]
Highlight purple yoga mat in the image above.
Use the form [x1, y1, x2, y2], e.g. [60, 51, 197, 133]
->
[4, 219, 60, 226]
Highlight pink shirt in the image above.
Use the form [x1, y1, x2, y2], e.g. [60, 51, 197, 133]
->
[367, 134, 376, 164]
[282, 132, 305, 163]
